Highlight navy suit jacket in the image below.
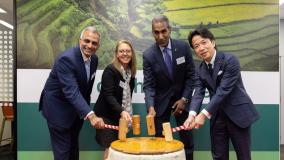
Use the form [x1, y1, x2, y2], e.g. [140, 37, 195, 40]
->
[143, 39, 195, 116]
[190, 52, 259, 128]
[39, 46, 98, 128]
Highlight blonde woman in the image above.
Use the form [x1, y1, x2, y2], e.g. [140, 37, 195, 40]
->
[94, 40, 137, 159]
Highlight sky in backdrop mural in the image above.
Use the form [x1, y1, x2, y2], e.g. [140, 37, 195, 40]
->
[17, 0, 279, 71]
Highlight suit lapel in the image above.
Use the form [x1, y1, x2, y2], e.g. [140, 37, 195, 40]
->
[75, 46, 88, 87]
[171, 40, 178, 80]
[212, 52, 224, 83]
[89, 55, 97, 86]
[90, 57, 95, 80]
[200, 62, 215, 89]
[201, 52, 224, 90]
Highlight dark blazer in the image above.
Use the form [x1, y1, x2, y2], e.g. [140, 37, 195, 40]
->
[190, 52, 259, 128]
[94, 64, 135, 121]
[143, 39, 195, 116]
[39, 46, 98, 129]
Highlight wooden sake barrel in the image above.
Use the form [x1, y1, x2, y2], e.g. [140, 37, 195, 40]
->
[108, 137, 185, 160]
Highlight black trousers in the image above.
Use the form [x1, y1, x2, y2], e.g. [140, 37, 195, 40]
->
[210, 110, 251, 160]
[154, 102, 194, 160]
[47, 117, 84, 160]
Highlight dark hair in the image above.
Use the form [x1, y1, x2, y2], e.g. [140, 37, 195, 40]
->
[188, 28, 216, 49]
[152, 15, 171, 29]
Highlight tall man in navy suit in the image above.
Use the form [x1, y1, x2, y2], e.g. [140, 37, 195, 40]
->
[143, 15, 195, 160]
[39, 26, 105, 160]
[184, 28, 260, 160]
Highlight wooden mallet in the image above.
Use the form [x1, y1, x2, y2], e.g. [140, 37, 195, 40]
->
[118, 118, 128, 141]
[162, 122, 187, 142]
[132, 115, 141, 135]
[146, 115, 156, 136]
[162, 122, 173, 142]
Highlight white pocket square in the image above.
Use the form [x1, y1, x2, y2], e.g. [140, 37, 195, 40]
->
[217, 70, 223, 76]
[91, 72, 96, 80]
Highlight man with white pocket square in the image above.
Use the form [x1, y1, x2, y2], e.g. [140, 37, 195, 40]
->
[184, 28, 259, 160]
[39, 26, 105, 160]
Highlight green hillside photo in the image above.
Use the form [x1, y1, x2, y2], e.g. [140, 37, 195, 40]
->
[17, 0, 279, 71]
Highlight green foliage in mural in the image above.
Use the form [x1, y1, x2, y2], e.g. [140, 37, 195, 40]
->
[17, 0, 278, 71]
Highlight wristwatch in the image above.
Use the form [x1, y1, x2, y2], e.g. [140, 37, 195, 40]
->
[181, 97, 189, 104]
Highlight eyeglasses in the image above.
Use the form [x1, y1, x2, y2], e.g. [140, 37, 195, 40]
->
[193, 39, 210, 50]
[81, 39, 99, 47]
[118, 49, 132, 54]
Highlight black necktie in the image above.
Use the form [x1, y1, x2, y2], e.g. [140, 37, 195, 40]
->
[208, 63, 213, 76]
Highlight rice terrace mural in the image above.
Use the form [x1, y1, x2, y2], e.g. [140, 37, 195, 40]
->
[17, 0, 279, 71]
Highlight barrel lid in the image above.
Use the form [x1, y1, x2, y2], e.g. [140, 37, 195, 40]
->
[110, 137, 184, 154]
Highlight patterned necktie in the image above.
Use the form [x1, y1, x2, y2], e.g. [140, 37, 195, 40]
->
[208, 63, 213, 76]
[163, 48, 173, 78]
[85, 59, 91, 82]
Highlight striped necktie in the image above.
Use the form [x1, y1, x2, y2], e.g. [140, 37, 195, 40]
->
[163, 48, 173, 78]
[85, 59, 91, 82]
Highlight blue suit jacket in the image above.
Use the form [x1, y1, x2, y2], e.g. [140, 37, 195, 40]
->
[143, 39, 195, 116]
[190, 52, 259, 128]
[39, 46, 98, 128]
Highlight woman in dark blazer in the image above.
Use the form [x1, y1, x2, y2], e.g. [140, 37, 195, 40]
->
[94, 40, 137, 159]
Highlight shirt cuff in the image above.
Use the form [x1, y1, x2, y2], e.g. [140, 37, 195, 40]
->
[84, 111, 94, 120]
[201, 109, 211, 119]
[189, 111, 197, 117]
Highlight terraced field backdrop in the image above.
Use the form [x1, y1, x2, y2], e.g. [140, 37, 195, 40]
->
[17, 0, 279, 71]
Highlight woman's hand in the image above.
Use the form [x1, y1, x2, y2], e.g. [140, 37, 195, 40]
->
[120, 111, 132, 123]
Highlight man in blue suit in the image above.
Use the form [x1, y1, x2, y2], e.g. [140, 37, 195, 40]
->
[184, 28, 259, 160]
[143, 15, 195, 160]
[39, 26, 105, 160]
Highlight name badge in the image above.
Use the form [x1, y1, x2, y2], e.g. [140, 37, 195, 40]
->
[176, 56, 185, 65]
[119, 81, 126, 89]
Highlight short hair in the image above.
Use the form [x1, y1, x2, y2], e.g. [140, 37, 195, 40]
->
[80, 26, 100, 40]
[152, 15, 171, 29]
[188, 28, 216, 49]
[112, 40, 137, 77]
